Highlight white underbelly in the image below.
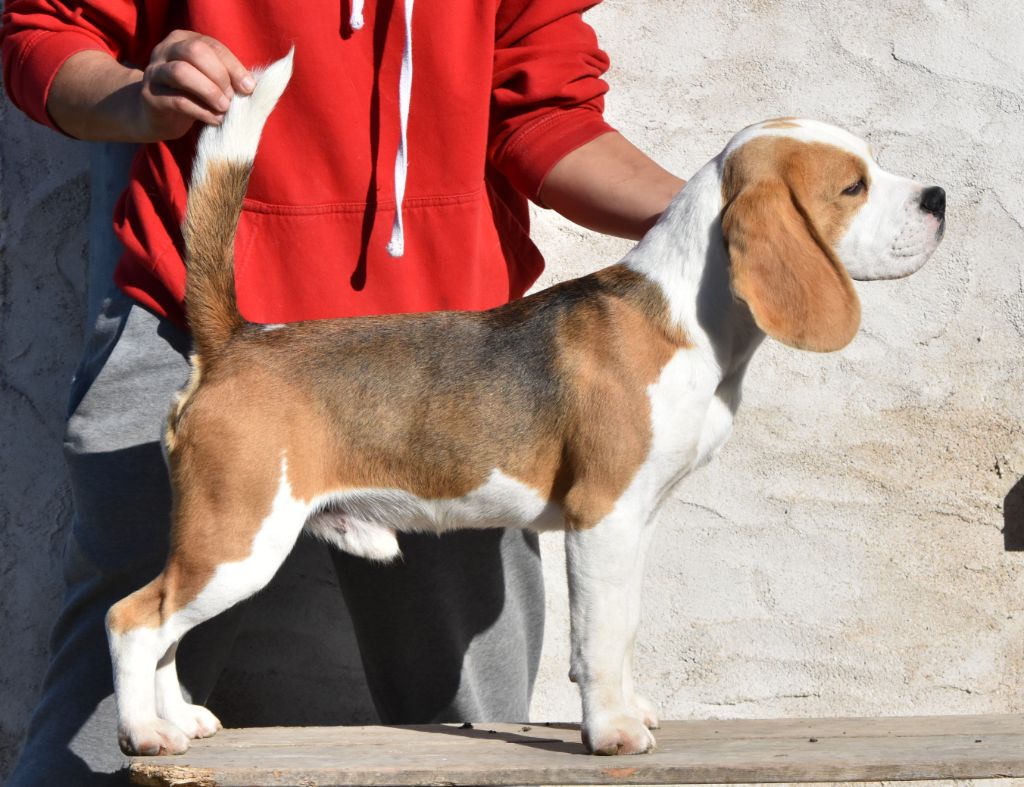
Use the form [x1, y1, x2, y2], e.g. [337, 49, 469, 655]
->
[312, 468, 565, 538]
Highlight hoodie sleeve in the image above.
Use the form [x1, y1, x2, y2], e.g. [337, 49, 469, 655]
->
[488, 0, 615, 203]
[1, 0, 162, 131]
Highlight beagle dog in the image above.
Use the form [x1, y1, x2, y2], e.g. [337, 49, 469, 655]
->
[106, 51, 945, 757]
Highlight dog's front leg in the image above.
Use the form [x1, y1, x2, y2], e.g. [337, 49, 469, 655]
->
[566, 514, 657, 755]
[622, 521, 660, 730]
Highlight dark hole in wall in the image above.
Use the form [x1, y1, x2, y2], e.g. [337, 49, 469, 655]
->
[1003, 476, 1024, 551]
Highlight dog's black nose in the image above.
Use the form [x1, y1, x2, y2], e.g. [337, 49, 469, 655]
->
[920, 186, 946, 218]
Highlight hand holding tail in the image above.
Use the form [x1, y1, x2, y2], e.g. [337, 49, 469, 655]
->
[183, 49, 294, 359]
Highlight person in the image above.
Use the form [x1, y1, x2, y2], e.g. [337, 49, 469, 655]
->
[1, 1, 684, 783]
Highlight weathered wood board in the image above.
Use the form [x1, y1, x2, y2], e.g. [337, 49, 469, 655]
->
[129, 714, 1024, 786]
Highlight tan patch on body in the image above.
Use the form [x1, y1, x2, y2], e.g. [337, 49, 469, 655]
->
[276, 265, 687, 529]
[547, 269, 684, 529]
[761, 117, 800, 129]
[107, 580, 167, 632]
[721, 136, 865, 352]
[111, 369, 316, 630]
[111, 264, 691, 628]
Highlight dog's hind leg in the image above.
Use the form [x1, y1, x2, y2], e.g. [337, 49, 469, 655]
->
[154, 641, 222, 741]
[105, 577, 189, 756]
[106, 458, 309, 755]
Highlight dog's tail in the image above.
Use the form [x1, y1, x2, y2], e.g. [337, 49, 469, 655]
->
[183, 48, 294, 359]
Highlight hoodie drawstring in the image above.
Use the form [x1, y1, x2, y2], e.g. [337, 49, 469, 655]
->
[349, 0, 364, 30]
[386, 0, 414, 257]
[349, 0, 414, 258]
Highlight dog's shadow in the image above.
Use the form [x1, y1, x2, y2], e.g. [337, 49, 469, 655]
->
[410, 722, 585, 755]
[1003, 475, 1024, 551]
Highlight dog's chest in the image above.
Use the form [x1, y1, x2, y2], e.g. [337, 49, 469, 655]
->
[642, 350, 737, 488]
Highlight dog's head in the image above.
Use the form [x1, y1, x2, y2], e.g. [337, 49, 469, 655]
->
[719, 118, 945, 352]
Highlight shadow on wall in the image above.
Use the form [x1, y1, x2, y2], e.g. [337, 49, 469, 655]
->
[1003, 476, 1024, 551]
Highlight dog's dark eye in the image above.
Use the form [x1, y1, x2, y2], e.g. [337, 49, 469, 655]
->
[842, 179, 866, 197]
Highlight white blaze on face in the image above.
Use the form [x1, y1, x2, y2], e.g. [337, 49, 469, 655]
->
[837, 163, 945, 281]
[786, 121, 946, 282]
[787, 120, 945, 283]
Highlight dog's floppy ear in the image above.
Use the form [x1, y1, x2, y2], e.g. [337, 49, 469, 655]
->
[722, 178, 860, 352]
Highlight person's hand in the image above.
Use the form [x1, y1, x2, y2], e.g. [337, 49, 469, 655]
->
[135, 30, 256, 141]
[47, 30, 257, 142]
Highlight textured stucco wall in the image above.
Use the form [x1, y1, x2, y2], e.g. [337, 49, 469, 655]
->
[1, 0, 1022, 782]
[0, 96, 90, 775]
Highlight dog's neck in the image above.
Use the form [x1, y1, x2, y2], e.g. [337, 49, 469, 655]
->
[623, 156, 763, 383]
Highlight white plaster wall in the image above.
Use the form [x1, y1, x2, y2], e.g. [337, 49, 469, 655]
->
[1, 0, 1022, 782]
[528, 0, 1024, 736]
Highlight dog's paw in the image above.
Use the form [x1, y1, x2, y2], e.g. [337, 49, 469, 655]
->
[162, 703, 222, 740]
[118, 718, 190, 756]
[582, 714, 657, 755]
[627, 693, 661, 730]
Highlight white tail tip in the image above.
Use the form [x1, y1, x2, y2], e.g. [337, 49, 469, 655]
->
[191, 48, 295, 187]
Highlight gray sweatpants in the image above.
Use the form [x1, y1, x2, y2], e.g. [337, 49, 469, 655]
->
[7, 287, 544, 785]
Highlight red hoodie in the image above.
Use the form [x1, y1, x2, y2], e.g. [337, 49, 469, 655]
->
[1, 0, 614, 325]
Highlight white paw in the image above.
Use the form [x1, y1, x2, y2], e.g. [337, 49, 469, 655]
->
[162, 703, 222, 739]
[118, 718, 190, 756]
[582, 713, 657, 755]
[628, 694, 661, 729]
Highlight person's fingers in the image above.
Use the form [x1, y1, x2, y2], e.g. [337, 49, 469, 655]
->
[150, 30, 255, 96]
[149, 59, 231, 113]
[149, 29, 197, 67]
[148, 91, 225, 129]
[164, 36, 235, 100]
[139, 29, 257, 138]
[202, 36, 256, 94]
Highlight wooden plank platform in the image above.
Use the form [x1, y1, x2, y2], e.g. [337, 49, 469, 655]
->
[129, 714, 1024, 786]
